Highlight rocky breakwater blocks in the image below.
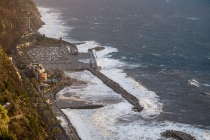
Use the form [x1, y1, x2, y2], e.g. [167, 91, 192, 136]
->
[161, 130, 196, 140]
[88, 68, 144, 112]
[132, 103, 143, 112]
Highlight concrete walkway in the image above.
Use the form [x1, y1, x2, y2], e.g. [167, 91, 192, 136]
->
[46, 86, 81, 140]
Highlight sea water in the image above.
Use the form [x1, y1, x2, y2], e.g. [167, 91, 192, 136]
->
[33, 0, 210, 139]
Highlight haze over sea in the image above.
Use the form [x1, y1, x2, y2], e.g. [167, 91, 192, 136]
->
[33, 0, 210, 139]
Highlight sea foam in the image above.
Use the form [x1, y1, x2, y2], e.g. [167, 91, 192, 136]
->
[38, 7, 74, 42]
[38, 6, 210, 140]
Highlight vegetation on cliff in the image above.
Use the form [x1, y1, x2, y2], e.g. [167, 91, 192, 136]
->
[0, 0, 42, 53]
[0, 0, 53, 139]
[0, 47, 52, 140]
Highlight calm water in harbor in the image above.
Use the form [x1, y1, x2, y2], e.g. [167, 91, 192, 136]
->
[33, 0, 210, 139]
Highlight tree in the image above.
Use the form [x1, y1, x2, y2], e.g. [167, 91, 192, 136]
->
[24, 78, 30, 84]
[39, 103, 46, 109]
[53, 127, 62, 135]
[66, 77, 71, 84]
[53, 112, 58, 117]
[30, 78, 37, 87]
[43, 110, 50, 117]
[0, 105, 9, 130]
[58, 119, 62, 124]
[48, 118, 55, 126]
[0, 128, 16, 140]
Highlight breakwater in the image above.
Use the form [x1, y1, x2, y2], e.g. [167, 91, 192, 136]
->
[88, 68, 143, 112]
[60, 105, 104, 110]
[161, 130, 196, 140]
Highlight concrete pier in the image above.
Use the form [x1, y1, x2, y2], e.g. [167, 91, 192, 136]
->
[88, 49, 97, 68]
[88, 68, 143, 112]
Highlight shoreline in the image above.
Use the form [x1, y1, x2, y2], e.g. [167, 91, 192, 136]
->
[32, 35, 196, 140]
[32, 5, 200, 140]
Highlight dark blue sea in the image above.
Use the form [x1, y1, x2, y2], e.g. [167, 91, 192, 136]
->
[33, 0, 210, 139]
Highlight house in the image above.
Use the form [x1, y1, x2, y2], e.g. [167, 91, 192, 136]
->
[30, 63, 47, 83]
[41, 72, 47, 83]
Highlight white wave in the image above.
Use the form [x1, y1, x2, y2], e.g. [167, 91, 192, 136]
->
[187, 17, 201, 20]
[76, 41, 123, 69]
[58, 94, 83, 101]
[205, 92, 210, 96]
[63, 69, 161, 118]
[59, 70, 124, 105]
[202, 84, 210, 87]
[76, 45, 161, 118]
[73, 40, 162, 118]
[123, 63, 148, 69]
[37, 7, 75, 42]
[101, 69, 162, 118]
[188, 78, 210, 87]
[56, 116, 68, 128]
[188, 78, 200, 87]
[62, 106, 210, 140]
[76, 41, 98, 53]
[94, 46, 124, 69]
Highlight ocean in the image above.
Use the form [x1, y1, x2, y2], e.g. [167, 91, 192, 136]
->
[33, 0, 210, 139]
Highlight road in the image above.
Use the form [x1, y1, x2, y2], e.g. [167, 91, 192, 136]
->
[46, 88, 81, 140]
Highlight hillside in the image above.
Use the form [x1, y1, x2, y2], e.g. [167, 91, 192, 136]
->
[0, 0, 43, 53]
[0, 47, 52, 140]
[0, 0, 52, 139]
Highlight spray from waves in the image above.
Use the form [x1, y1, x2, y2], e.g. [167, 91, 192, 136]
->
[61, 70, 210, 140]
[62, 103, 210, 140]
[37, 7, 74, 41]
[188, 78, 210, 88]
[74, 41, 163, 118]
[188, 78, 200, 87]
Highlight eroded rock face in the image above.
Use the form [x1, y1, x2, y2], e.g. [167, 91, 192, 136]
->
[161, 130, 196, 140]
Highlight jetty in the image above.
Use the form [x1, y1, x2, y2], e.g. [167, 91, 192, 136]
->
[88, 67, 143, 112]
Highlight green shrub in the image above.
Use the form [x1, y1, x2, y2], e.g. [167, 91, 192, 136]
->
[0, 128, 16, 140]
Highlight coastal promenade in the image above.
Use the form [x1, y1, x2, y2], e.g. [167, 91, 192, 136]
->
[46, 85, 81, 140]
[88, 67, 143, 112]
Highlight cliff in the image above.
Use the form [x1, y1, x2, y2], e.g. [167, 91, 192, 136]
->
[0, 0, 51, 139]
[0, 0, 43, 53]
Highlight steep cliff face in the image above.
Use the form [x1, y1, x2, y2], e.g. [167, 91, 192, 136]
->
[0, 0, 43, 53]
[0, 47, 51, 140]
[0, 1, 51, 139]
